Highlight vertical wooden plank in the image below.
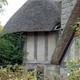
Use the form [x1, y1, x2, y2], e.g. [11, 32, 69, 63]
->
[45, 32, 48, 61]
[34, 32, 38, 60]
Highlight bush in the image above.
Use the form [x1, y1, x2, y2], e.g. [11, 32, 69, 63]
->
[0, 32, 27, 65]
[0, 64, 62, 80]
[66, 57, 80, 80]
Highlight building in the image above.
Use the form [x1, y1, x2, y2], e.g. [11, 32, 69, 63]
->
[2, 0, 80, 78]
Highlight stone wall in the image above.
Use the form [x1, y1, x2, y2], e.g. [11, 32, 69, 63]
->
[61, 0, 77, 29]
[59, 0, 77, 40]
[60, 0, 78, 77]
[24, 64, 60, 79]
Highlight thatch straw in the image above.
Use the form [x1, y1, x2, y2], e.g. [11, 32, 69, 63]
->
[2, 0, 61, 34]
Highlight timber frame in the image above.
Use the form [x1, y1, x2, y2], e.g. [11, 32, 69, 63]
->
[51, 0, 80, 65]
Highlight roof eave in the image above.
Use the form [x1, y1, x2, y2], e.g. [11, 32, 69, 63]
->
[51, 0, 80, 65]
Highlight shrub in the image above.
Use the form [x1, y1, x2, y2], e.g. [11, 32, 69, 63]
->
[66, 57, 80, 80]
[0, 32, 27, 65]
[0, 64, 46, 80]
[65, 18, 80, 80]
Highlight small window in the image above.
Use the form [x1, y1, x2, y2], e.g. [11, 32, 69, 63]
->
[54, 22, 61, 30]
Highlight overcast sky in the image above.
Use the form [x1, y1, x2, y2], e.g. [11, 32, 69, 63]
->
[0, 0, 27, 26]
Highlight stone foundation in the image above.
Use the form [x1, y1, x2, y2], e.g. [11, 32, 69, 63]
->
[24, 64, 60, 79]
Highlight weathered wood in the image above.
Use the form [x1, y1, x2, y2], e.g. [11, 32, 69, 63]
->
[45, 32, 48, 61]
[51, 0, 80, 64]
[34, 32, 38, 60]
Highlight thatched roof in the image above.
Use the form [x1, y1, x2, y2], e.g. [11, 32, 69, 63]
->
[2, 0, 61, 33]
[51, 0, 80, 64]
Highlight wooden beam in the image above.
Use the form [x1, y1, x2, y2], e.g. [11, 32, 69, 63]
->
[34, 32, 38, 60]
[45, 32, 48, 61]
[51, 0, 80, 64]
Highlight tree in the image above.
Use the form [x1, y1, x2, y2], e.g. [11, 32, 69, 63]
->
[0, 0, 8, 13]
[0, 0, 7, 32]
[0, 32, 26, 65]
[0, 22, 2, 33]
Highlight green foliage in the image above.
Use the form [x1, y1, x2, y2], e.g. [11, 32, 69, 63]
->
[0, 64, 35, 80]
[71, 18, 80, 29]
[0, 22, 2, 33]
[0, 32, 27, 65]
[66, 57, 80, 80]
[0, 64, 48, 80]
[66, 18, 80, 80]
[0, 0, 8, 13]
